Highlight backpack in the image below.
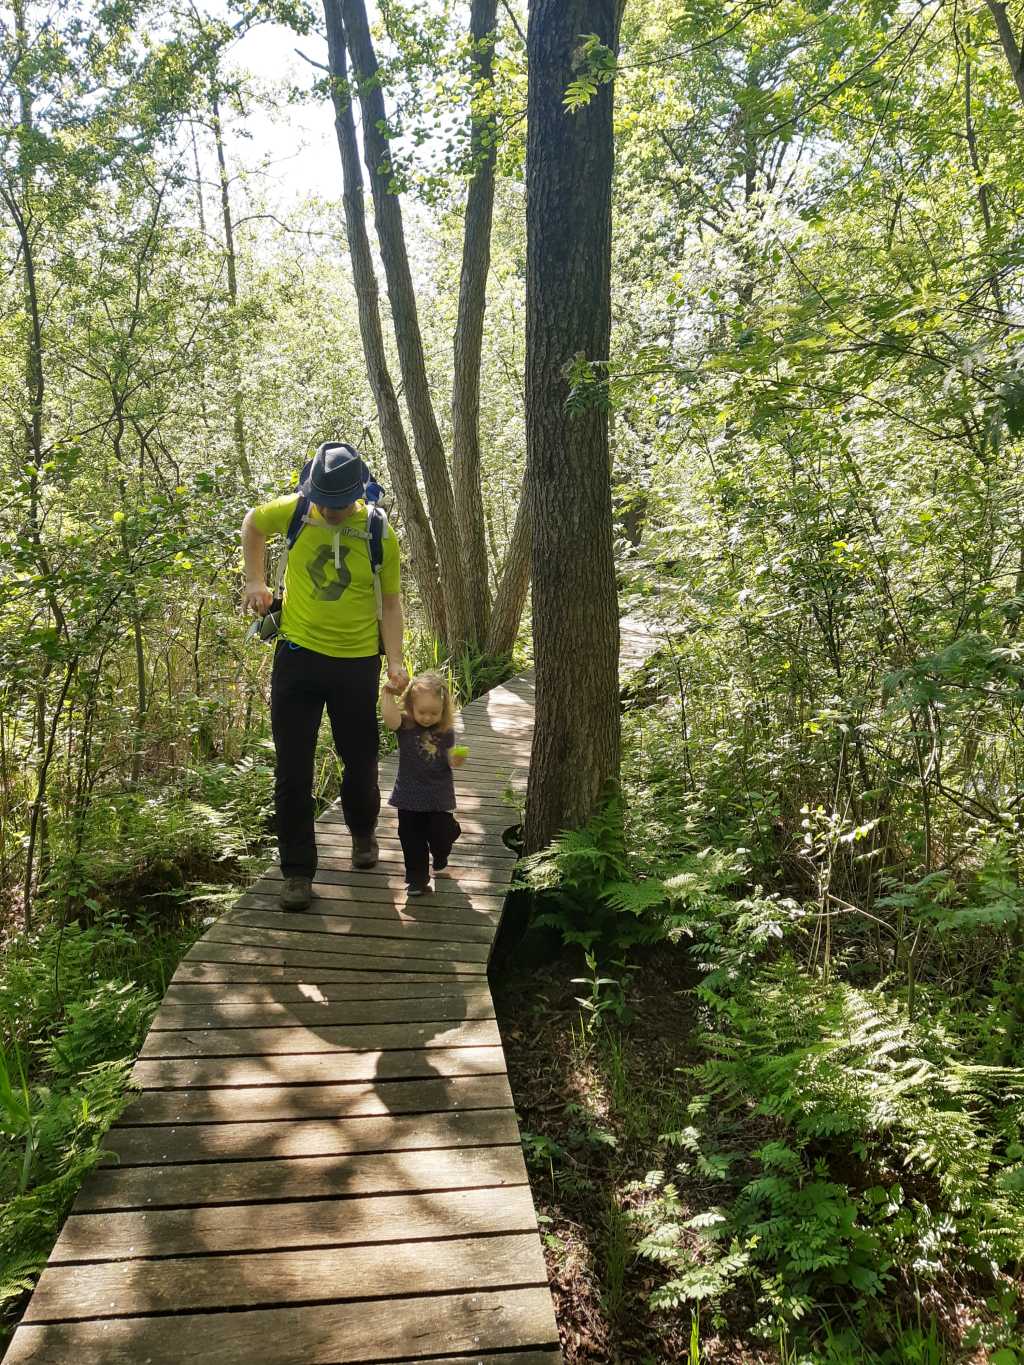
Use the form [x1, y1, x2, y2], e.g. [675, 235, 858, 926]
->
[273, 465, 388, 620]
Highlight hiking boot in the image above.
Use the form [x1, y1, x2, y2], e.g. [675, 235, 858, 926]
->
[280, 876, 312, 910]
[352, 833, 379, 869]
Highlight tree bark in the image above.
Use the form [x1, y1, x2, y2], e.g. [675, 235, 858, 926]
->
[340, 0, 471, 648]
[452, 0, 500, 645]
[211, 85, 255, 491]
[985, 0, 1024, 109]
[323, 0, 447, 642]
[523, 0, 620, 852]
[486, 484, 531, 658]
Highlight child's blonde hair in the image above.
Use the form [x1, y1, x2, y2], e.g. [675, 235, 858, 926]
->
[401, 670, 456, 730]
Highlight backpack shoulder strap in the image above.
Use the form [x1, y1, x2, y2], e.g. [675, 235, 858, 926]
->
[286, 494, 310, 550]
[366, 501, 387, 620]
[367, 503, 386, 571]
[275, 490, 310, 595]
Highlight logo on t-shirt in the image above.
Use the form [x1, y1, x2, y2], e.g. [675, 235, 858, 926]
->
[307, 545, 351, 601]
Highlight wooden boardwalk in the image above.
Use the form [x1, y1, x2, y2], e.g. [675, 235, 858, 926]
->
[7, 624, 654, 1364]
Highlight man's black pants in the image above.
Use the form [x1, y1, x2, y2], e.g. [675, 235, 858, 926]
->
[397, 810, 461, 887]
[271, 643, 380, 879]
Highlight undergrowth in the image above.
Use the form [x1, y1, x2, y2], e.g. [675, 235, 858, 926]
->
[515, 662, 1024, 1359]
[0, 752, 270, 1347]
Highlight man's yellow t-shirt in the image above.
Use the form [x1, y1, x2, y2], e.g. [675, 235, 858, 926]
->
[251, 495, 400, 657]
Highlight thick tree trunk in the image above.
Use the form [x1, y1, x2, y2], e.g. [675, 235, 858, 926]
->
[523, 0, 620, 853]
[340, 0, 471, 648]
[323, 0, 447, 641]
[985, 0, 1024, 109]
[452, 0, 499, 646]
[211, 86, 255, 491]
[486, 485, 531, 659]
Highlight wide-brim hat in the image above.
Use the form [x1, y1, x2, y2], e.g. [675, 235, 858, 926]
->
[300, 442, 369, 508]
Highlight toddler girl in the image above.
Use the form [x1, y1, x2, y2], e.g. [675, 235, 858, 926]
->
[381, 671, 466, 895]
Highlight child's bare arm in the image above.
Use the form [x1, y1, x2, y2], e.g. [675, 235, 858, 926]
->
[380, 682, 403, 731]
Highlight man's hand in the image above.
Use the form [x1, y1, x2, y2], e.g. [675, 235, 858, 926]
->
[243, 581, 274, 615]
[387, 662, 410, 692]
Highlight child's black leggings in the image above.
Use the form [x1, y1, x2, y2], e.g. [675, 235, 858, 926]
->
[396, 810, 461, 886]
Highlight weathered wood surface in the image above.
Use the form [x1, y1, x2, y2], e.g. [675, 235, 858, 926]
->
[8, 626, 656, 1363]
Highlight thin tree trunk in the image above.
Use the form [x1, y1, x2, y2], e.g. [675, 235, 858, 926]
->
[23, 663, 77, 928]
[523, 0, 620, 853]
[211, 85, 255, 491]
[964, 35, 1004, 313]
[452, 0, 499, 645]
[486, 486, 531, 658]
[985, 0, 1024, 108]
[11, 1, 56, 928]
[190, 121, 207, 235]
[323, 0, 447, 641]
[340, 0, 470, 648]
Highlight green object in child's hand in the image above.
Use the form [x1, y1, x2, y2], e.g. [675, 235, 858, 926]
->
[452, 745, 469, 758]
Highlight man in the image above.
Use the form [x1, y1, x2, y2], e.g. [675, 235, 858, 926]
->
[241, 442, 409, 910]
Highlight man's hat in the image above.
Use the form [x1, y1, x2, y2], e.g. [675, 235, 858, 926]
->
[300, 442, 369, 508]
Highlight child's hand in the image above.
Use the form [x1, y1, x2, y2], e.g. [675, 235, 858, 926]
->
[450, 744, 469, 768]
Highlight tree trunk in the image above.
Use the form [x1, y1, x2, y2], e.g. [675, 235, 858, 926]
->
[486, 486, 531, 658]
[964, 35, 1004, 314]
[339, 0, 471, 648]
[523, 0, 620, 853]
[323, 0, 447, 642]
[985, 0, 1024, 109]
[452, 0, 500, 645]
[23, 663, 76, 929]
[211, 85, 255, 491]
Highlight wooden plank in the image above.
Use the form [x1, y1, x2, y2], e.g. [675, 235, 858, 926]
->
[121, 1072, 514, 1124]
[132, 1043, 508, 1089]
[386, 1356, 558, 1365]
[312, 835, 518, 866]
[250, 874, 509, 906]
[162, 979, 485, 1004]
[238, 878, 506, 909]
[277, 862, 510, 889]
[264, 859, 512, 887]
[234, 890, 502, 928]
[219, 907, 496, 946]
[26, 1232, 548, 1322]
[299, 850, 513, 880]
[325, 792, 521, 815]
[105, 1106, 518, 1165]
[139, 1017, 501, 1060]
[199, 924, 491, 965]
[4, 1286, 560, 1365]
[75, 1141, 530, 1211]
[386, 1356, 561, 1365]
[51, 1184, 538, 1263]
[182, 941, 487, 976]
[152, 992, 495, 1030]
[169, 959, 485, 986]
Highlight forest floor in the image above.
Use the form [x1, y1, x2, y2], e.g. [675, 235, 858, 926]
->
[492, 936, 1007, 1365]
[493, 938, 778, 1365]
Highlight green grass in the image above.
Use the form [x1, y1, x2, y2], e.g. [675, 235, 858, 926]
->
[600, 1193, 636, 1322]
